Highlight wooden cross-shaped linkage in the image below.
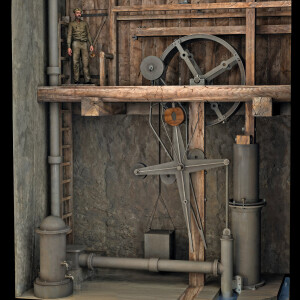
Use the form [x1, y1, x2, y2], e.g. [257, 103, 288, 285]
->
[134, 124, 229, 252]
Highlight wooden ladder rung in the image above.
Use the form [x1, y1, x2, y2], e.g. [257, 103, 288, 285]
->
[62, 162, 71, 166]
[62, 179, 71, 184]
[61, 127, 71, 131]
[61, 109, 71, 113]
[62, 144, 71, 149]
[62, 212, 73, 219]
[62, 196, 72, 202]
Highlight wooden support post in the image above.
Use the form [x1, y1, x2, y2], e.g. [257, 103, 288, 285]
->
[188, 102, 205, 288]
[99, 51, 106, 86]
[108, 0, 117, 86]
[244, 0, 256, 143]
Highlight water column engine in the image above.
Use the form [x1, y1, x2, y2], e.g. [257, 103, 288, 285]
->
[229, 144, 266, 289]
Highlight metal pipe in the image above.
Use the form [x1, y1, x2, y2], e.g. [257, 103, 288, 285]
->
[48, 0, 61, 217]
[78, 253, 221, 275]
[220, 228, 233, 299]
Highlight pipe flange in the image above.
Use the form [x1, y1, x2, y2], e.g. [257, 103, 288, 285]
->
[48, 156, 63, 164]
[148, 258, 160, 272]
[87, 253, 95, 270]
[47, 66, 60, 75]
[213, 259, 219, 276]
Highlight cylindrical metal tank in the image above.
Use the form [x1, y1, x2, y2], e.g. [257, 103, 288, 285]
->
[34, 216, 73, 298]
[231, 143, 265, 289]
[230, 204, 264, 288]
[233, 144, 258, 204]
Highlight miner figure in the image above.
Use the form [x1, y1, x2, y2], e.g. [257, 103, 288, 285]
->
[67, 8, 94, 84]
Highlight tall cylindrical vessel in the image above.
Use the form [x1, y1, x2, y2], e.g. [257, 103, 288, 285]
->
[230, 205, 264, 288]
[233, 144, 258, 204]
[230, 143, 265, 289]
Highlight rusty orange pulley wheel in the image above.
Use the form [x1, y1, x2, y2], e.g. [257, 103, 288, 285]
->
[164, 107, 185, 126]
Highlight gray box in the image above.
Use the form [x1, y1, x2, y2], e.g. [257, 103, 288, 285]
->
[144, 230, 175, 259]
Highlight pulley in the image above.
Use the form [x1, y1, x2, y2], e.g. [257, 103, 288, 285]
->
[140, 56, 165, 81]
[164, 107, 185, 127]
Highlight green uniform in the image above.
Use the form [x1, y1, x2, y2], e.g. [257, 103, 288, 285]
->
[67, 20, 93, 83]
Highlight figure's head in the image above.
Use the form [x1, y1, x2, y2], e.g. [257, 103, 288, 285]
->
[73, 8, 82, 20]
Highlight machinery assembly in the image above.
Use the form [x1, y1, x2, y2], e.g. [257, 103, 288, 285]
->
[12, 0, 290, 299]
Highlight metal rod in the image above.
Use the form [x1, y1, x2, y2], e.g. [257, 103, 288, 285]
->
[225, 164, 229, 229]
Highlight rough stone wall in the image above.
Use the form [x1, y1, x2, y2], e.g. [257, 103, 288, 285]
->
[12, 0, 48, 296]
[73, 112, 290, 275]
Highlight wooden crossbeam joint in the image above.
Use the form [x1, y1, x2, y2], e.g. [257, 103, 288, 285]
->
[252, 97, 273, 117]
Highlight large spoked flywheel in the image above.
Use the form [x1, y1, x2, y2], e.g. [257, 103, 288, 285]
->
[140, 34, 246, 127]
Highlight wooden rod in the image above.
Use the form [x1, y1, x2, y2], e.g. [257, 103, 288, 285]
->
[112, 1, 291, 13]
[37, 85, 291, 103]
[108, 0, 117, 86]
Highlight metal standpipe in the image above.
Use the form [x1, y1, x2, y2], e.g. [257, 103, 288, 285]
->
[230, 144, 265, 290]
[34, 0, 73, 298]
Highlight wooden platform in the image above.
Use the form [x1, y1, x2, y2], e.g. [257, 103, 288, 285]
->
[18, 274, 284, 300]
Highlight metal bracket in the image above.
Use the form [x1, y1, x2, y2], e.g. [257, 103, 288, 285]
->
[232, 275, 243, 294]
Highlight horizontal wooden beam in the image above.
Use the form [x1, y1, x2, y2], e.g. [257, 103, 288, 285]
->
[117, 9, 291, 21]
[37, 85, 290, 103]
[133, 24, 291, 37]
[112, 1, 291, 13]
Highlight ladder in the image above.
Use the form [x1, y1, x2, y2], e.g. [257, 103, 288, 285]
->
[59, 102, 74, 244]
[58, 17, 74, 244]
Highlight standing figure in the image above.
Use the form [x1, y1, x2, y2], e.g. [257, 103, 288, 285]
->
[67, 8, 94, 84]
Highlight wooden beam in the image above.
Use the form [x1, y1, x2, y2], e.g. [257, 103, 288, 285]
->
[112, 1, 291, 13]
[179, 286, 202, 300]
[236, 135, 251, 144]
[117, 9, 291, 21]
[99, 51, 106, 86]
[252, 97, 273, 116]
[108, 0, 117, 85]
[189, 103, 205, 288]
[37, 85, 291, 103]
[132, 24, 291, 37]
[245, 0, 256, 143]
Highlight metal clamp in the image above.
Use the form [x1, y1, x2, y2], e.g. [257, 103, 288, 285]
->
[213, 259, 219, 276]
[48, 156, 62, 164]
[47, 66, 60, 75]
[148, 258, 160, 272]
[87, 253, 95, 270]
[61, 261, 69, 271]
[232, 275, 243, 294]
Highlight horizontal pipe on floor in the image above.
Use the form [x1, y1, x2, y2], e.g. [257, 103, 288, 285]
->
[78, 254, 222, 275]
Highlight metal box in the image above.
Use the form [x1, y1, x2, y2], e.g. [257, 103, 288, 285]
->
[144, 230, 175, 259]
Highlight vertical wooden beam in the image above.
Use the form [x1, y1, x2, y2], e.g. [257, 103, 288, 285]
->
[99, 51, 106, 86]
[245, 0, 256, 142]
[189, 102, 205, 288]
[108, 0, 118, 86]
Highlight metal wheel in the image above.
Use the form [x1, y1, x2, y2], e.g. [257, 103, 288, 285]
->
[141, 34, 245, 127]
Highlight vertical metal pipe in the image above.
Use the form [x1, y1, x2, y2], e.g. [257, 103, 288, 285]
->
[48, 0, 61, 217]
[220, 228, 233, 299]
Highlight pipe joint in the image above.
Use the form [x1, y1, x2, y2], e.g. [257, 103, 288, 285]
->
[87, 253, 95, 270]
[148, 258, 160, 272]
[48, 156, 62, 164]
[213, 259, 219, 276]
[47, 66, 60, 75]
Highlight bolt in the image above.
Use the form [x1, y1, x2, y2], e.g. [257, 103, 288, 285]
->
[148, 64, 154, 71]
[204, 198, 207, 202]
[242, 127, 245, 132]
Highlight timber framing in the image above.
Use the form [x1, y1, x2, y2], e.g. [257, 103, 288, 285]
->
[37, 85, 290, 103]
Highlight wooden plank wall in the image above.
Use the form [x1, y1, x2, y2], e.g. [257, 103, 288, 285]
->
[67, 0, 290, 88]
